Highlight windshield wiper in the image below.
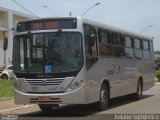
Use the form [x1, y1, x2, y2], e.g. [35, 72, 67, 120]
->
[49, 28, 62, 48]
[45, 28, 62, 65]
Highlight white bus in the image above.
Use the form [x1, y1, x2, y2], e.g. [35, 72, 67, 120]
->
[13, 17, 155, 111]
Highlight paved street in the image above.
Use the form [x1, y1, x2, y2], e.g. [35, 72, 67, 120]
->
[0, 83, 160, 120]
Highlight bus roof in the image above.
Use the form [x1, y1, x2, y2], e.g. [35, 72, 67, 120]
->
[16, 16, 153, 41]
[80, 17, 153, 41]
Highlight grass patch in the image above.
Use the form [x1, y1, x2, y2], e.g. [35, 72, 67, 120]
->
[155, 70, 160, 81]
[0, 80, 13, 98]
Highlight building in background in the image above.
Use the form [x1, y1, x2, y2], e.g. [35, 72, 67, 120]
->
[0, 7, 36, 69]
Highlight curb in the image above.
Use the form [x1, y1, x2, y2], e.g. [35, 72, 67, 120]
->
[0, 105, 36, 113]
[155, 82, 160, 84]
[0, 97, 13, 101]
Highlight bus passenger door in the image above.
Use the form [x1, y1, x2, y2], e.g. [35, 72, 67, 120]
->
[84, 24, 100, 103]
[84, 24, 98, 69]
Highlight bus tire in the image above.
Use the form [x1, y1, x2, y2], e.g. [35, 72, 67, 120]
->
[134, 80, 143, 100]
[97, 83, 109, 111]
[38, 104, 59, 111]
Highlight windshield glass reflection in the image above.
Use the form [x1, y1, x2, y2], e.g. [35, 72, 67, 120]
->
[13, 32, 83, 74]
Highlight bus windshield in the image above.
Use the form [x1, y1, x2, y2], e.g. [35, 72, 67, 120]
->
[13, 32, 83, 74]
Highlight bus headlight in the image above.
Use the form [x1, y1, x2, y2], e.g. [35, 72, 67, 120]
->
[14, 82, 24, 92]
[65, 80, 84, 92]
[13, 74, 24, 92]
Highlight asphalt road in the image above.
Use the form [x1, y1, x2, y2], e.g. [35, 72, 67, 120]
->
[1, 83, 160, 120]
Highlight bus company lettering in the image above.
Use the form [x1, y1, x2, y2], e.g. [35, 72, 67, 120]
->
[106, 64, 121, 75]
[114, 64, 121, 73]
[106, 69, 114, 75]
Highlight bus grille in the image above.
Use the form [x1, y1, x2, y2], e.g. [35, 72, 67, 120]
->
[26, 78, 64, 86]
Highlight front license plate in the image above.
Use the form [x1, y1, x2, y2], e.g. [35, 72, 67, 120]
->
[39, 96, 51, 101]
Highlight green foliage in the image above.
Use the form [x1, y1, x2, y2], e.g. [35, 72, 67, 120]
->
[155, 70, 160, 81]
[155, 58, 160, 67]
[0, 80, 13, 98]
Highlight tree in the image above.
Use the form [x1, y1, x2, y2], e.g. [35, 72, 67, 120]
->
[155, 58, 160, 69]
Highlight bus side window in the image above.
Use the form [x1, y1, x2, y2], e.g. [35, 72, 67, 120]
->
[111, 32, 125, 57]
[149, 41, 154, 59]
[134, 38, 143, 59]
[111, 32, 123, 46]
[84, 24, 98, 69]
[98, 29, 112, 57]
[143, 40, 151, 60]
[124, 36, 134, 58]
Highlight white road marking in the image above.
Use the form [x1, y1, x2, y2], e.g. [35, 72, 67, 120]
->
[0, 105, 36, 113]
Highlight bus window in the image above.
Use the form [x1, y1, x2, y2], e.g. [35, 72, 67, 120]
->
[124, 36, 134, 58]
[31, 34, 44, 64]
[98, 29, 110, 44]
[143, 40, 150, 50]
[85, 27, 97, 57]
[98, 29, 112, 57]
[20, 38, 25, 65]
[112, 46, 125, 57]
[134, 38, 141, 49]
[111, 32, 124, 46]
[99, 44, 112, 56]
[143, 40, 151, 60]
[134, 38, 143, 59]
[111, 32, 125, 57]
[149, 41, 154, 59]
[125, 36, 132, 47]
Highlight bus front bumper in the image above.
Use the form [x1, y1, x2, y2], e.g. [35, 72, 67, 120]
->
[14, 86, 85, 105]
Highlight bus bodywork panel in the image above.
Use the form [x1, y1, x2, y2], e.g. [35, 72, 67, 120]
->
[85, 57, 155, 103]
[14, 86, 85, 104]
[13, 67, 87, 105]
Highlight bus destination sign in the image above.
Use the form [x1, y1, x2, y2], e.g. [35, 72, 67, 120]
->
[32, 21, 59, 30]
[17, 18, 77, 32]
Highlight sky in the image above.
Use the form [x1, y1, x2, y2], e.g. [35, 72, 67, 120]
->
[0, 0, 160, 51]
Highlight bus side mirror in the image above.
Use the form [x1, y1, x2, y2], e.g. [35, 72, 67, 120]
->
[3, 37, 8, 51]
[90, 34, 96, 46]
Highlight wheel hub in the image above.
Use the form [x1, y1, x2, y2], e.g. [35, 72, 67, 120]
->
[101, 90, 107, 101]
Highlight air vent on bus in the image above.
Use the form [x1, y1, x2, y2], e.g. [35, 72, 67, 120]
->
[26, 78, 64, 86]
